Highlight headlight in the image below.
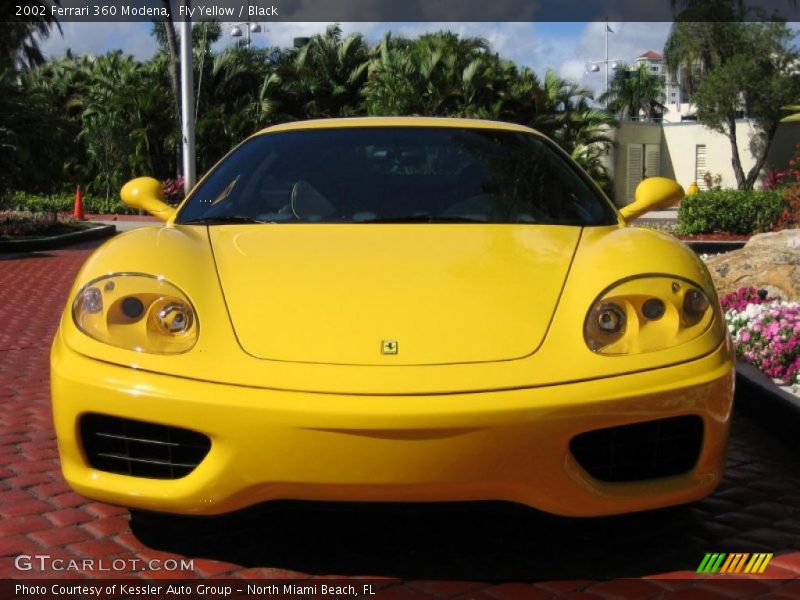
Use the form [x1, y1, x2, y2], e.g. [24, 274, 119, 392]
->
[584, 275, 715, 355]
[72, 274, 198, 354]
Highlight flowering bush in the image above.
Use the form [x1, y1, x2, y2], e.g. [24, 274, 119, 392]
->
[720, 286, 773, 312]
[161, 177, 185, 204]
[774, 143, 800, 230]
[723, 287, 800, 386]
[760, 168, 791, 191]
[0, 210, 80, 238]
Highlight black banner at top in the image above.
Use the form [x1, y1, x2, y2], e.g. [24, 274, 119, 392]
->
[10, 0, 800, 22]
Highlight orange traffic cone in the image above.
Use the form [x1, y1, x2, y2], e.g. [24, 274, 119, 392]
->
[73, 185, 85, 220]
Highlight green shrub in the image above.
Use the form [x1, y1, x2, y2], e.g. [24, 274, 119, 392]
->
[677, 189, 786, 234]
[0, 192, 134, 215]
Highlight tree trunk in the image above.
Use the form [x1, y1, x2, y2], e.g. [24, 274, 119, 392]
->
[726, 116, 746, 189]
[161, 11, 180, 117]
[744, 122, 778, 191]
[161, 2, 181, 178]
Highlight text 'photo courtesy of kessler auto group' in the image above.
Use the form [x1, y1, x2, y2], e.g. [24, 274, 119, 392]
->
[2, 0, 800, 598]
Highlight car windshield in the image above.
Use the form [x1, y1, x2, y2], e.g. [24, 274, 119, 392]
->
[177, 127, 618, 226]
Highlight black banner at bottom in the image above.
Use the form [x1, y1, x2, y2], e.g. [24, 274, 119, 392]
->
[4, 578, 800, 600]
[2, 580, 396, 600]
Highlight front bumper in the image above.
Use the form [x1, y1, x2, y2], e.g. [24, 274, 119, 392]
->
[51, 338, 734, 517]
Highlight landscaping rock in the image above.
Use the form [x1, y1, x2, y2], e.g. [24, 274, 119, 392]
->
[706, 229, 800, 302]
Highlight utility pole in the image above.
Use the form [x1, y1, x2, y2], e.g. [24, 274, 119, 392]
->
[605, 17, 610, 104]
[180, 2, 196, 194]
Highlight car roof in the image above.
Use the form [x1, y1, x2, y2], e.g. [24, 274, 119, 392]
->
[254, 116, 542, 136]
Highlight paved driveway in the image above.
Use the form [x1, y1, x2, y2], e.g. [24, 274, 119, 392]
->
[1, 242, 799, 596]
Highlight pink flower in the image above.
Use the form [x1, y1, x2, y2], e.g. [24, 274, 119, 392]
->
[726, 292, 800, 384]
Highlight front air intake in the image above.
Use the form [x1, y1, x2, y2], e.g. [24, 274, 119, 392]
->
[80, 414, 211, 479]
[570, 415, 704, 483]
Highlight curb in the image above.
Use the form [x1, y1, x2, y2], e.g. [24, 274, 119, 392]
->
[735, 361, 800, 450]
[0, 224, 116, 253]
[683, 240, 746, 254]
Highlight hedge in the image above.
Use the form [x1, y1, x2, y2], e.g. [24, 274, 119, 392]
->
[0, 192, 134, 215]
[677, 189, 786, 235]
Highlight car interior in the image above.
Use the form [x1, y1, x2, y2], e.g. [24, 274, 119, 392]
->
[180, 128, 616, 226]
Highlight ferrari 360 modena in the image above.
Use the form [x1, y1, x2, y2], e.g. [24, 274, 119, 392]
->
[51, 117, 734, 517]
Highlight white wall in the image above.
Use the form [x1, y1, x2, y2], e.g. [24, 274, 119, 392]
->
[606, 122, 662, 205]
[661, 103, 695, 123]
[660, 120, 760, 191]
[607, 120, 800, 207]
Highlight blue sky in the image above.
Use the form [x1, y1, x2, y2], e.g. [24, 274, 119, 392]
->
[36, 21, 795, 95]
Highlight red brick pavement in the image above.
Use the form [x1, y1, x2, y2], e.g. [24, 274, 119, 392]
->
[1, 242, 799, 597]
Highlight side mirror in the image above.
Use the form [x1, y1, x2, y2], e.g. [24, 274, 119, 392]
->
[619, 177, 684, 222]
[120, 177, 176, 222]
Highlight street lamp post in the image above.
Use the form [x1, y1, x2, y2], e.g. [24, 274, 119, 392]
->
[586, 58, 623, 106]
[230, 22, 264, 47]
[585, 19, 622, 107]
[179, 3, 195, 194]
[179, 13, 264, 197]
[605, 18, 609, 98]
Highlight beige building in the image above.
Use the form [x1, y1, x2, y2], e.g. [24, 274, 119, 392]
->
[633, 50, 697, 123]
[606, 120, 800, 206]
[604, 49, 798, 205]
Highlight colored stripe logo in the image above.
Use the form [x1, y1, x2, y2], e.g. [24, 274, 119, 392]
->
[697, 553, 773, 574]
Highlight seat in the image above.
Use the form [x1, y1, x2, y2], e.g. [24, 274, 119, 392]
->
[290, 180, 337, 220]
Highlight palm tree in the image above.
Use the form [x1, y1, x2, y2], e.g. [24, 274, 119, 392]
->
[599, 63, 665, 121]
[155, 0, 180, 119]
[365, 31, 506, 118]
[0, 1, 61, 70]
[57, 52, 174, 198]
[18, 51, 88, 192]
[663, 21, 744, 95]
[4, 26, 623, 201]
[0, 68, 38, 192]
[193, 45, 273, 170]
[527, 70, 615, 190]
[362, 34, 421, 115]
[260, 25, 369, 123]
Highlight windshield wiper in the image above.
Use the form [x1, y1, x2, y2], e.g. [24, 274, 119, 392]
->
[431, 215, 488, 223]
[358, 215, 488, 223]
[181, 215, 267, 225]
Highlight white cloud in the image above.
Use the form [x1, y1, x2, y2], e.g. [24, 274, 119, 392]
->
[245, 21, 673, 95]
[555, 22, 673, 95]
[37, 20, 676, 95]
[38, 22, 157, 60]
[220, 22, 571, 71]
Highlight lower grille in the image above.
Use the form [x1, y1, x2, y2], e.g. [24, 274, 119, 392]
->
[80, 414, 211, 479]
[569, 415, 704, 483]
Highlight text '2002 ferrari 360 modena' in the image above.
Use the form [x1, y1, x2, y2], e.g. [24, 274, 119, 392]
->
[51, 117, 734, 517]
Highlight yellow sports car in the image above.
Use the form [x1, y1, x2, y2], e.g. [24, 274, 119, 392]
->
[51, 117, 734, 517]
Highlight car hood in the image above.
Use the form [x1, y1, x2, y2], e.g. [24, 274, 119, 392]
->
[210, 224, 581, 366]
